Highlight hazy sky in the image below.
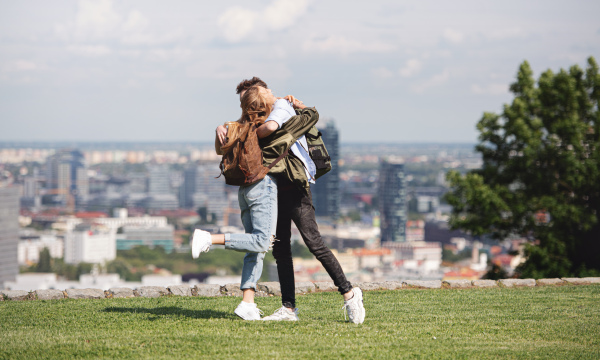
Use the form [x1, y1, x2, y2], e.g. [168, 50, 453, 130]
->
[1, 0, 599, 143]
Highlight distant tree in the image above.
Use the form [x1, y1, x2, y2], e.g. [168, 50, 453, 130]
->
[196, 207, 208, 223]
[441, 248, 472, 263]
[50, 258, 77, 280]
[119, 245, 162, 261]
[345, 210, 362, 223]
[445, 57, 600, 278]
[106, 259, 136, 281]
[36, 248, 52, 272]
[76, 263, 93, 278]
[482, 263, 509, 280]
[291, 241, 313, 259]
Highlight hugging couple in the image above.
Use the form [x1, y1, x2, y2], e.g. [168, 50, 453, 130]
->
[191, 77, 365, 324]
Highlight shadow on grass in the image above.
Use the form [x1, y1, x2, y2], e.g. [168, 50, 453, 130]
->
[103, 306, 234, 320]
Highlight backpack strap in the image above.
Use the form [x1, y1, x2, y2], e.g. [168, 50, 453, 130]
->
[305, 131, 322, 140]
[268, 148, 289, 170]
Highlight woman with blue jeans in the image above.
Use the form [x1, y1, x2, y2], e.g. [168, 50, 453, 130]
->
[192, 85, 301, 320]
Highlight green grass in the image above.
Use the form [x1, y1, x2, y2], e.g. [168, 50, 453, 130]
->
[1, 285, 599, 359]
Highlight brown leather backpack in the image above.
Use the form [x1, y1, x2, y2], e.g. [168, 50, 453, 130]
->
[218, 121, 287, 186]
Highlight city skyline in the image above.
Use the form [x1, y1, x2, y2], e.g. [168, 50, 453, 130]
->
[1, 1, 599, 143]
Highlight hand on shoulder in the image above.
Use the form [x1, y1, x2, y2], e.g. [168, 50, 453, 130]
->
[282, 95, 306, 109]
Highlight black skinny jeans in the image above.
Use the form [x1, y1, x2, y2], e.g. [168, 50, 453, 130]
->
[273, 184, 353, 309]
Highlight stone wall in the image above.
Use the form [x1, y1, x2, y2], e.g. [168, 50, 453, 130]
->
[1, 277, 599, 301]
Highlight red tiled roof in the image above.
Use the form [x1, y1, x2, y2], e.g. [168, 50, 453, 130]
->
[150, 209, 198, 217]
[492, 254, 513, 266]
[75, 212, 108, 219]
[353, 248, 392, 256]
[490, 246, 502, 255]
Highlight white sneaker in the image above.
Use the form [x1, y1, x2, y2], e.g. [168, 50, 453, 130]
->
[191, 229, 211, 259]
[262, 306, 299, 321]
[342, 287, 365, 324]
[234, 301, 263, 321]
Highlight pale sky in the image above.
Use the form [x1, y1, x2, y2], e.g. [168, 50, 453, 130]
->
[1, 0, 599, 143]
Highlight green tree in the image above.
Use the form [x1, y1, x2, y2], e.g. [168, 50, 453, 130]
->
[197, 207, 207, 223]
[291, 241, 313, 259]
[106, 259, 136, 281]
[482, 263, 509, 280]
[51, 258, 79, 280]
[36, 248, 52, 272]
[445, 57, 600, 278]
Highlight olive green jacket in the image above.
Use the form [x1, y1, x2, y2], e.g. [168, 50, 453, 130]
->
[259, 107, 319, 193]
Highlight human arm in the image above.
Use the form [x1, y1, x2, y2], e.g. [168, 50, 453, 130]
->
[282, 95, 306, 109]
[214, 125, 227, 155]
[256, 98, 296, 138]
[280, 107, 319, 140]
[256, 121, 279, 138]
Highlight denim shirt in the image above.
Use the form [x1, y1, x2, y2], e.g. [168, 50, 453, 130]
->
[265, 99, 316, 184]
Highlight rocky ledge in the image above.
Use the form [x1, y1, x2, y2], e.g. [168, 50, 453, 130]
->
[1, 277, 599, 301]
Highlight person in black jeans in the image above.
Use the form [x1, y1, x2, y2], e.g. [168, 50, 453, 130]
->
[262, 178, 366, 324]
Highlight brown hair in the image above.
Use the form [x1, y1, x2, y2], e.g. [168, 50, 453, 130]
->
[236, 77, 268, 95]
[239, 86, 272, 125]
[221, 86, 272, 152]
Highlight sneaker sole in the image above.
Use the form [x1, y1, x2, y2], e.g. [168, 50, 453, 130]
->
[355, 288, 366, 324]
[234, 309, 259, 321]
[191, 230, 201, 259]
[262, 317, 298, 321]
[191, 230, 209, 259]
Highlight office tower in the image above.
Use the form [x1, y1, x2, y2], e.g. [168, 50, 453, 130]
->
[45, 149, 88, 207]
[146, 165, 178, 210]
[0, 186, 19, 288]
[181, 163, 227, 214]
[148, 165, 171, 195]
[181, 165, 198, 209]
[23, 176, 37, 198]
[21, 172, 40, 208]
[311, 121, 340, 218]
[378, 158, 407, 242]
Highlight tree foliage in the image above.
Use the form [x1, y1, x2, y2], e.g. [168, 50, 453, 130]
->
[36, 247, 52, 272]
[22, 254, 93, 280]
[446, 57, 600, 278]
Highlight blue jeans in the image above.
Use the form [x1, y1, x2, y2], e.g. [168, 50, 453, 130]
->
[224, 175, 277, 290]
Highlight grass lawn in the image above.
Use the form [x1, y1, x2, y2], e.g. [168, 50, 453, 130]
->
[1, 285, 599, 359]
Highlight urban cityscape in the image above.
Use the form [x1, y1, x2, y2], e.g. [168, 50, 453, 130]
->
[0, 120, 522, 292]
[1, 1, 599, 358]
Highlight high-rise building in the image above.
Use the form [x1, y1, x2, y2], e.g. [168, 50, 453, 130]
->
[181, 163, 227, 221]
[21, 171, 41, 208]
[148, 165, 171, 195]
[45, 149, 88, 207]
[311, 121, 340, 218]
[181, 165, 199, 209]
[0, 186, 19, 288]
[378, 158, 407, 242]
[146, 165, 178, 210]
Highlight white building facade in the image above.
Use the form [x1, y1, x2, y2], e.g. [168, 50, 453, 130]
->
[18, 234, 64, 265]
[64, 223, 116, 264]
